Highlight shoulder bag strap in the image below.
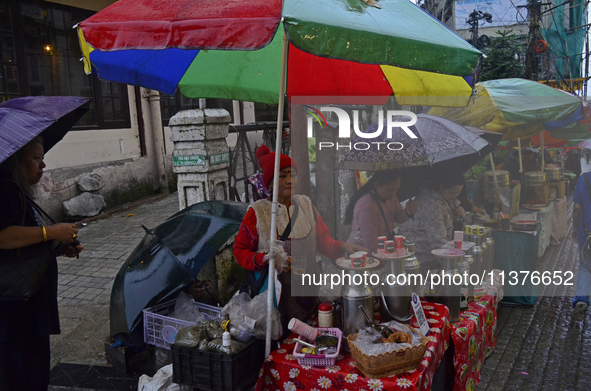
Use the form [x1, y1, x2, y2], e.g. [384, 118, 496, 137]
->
[279, 200, 299, 241]
[370, 192, 393, 240]
[24, 193, 56, 224]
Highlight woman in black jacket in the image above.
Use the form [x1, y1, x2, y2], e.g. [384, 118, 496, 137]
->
[0, 137, 83, 391]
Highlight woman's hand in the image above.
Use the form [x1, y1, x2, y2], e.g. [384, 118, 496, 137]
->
[453, 206, 465, 218]
[405, 199, 418, 216]
[471, 205, 484, 215]
[341, 243, 368, 255]
[61, 244, 84, 258]
[47, 223, 78, 243]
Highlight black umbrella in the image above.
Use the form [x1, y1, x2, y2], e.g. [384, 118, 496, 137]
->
[337, 114, 503, 200]
[0, 96, 90, 163]
[109, 200, 249, 336]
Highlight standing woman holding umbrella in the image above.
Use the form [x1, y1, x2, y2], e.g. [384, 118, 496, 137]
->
[0, 137, 83, 390]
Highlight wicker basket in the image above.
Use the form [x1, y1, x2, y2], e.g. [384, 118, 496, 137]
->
[347, 332, 428, 378]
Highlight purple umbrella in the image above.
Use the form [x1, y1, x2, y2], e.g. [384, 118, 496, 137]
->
[0, 96, 90, 164]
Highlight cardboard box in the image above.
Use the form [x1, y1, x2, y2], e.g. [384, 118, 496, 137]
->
[104, 336, 154, 375]
[549, 180, 566, 199]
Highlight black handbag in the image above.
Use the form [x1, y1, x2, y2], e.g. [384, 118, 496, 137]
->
[0, 183, 54, 302]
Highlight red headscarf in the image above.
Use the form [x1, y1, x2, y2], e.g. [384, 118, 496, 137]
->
[255, 145, 298, 187]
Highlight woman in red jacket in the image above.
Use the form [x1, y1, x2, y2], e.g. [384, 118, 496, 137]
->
[234, 146, 365, 330]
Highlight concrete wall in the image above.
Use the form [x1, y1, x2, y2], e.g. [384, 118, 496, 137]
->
[37, 87, 175, 220]
[35, 83, 257, 220]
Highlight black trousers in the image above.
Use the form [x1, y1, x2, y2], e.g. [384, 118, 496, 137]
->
[0, 331, 50, 391]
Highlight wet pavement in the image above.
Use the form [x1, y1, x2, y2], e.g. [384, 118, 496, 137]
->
[48, 161, 591, 391]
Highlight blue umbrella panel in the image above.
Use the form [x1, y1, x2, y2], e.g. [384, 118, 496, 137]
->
[109, 201, 249, 336]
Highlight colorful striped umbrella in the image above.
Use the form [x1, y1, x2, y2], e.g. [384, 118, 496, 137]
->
[77, 0, 482, 107]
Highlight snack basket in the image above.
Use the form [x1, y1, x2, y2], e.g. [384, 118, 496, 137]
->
[347, 331, 428, 378]
[143, 299, 221, 349]
[293, 327, 342, 367]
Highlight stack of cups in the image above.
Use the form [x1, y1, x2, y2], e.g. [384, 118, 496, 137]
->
[350, 251, 368, 268]
[394, 235, 407, 257]
[377, 236, 387, 256]
[288, 318, 320, 341]
[454, 231, 463, 249]
[384, 239, 397, 257]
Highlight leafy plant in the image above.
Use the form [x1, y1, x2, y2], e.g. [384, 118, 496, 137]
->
[479, 30, 526, 81]
[464, 149, 508, 180]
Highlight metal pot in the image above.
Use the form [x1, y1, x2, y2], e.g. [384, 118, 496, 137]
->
[484, 170, 510, 183]
[524, 171, 546, 186]
[544, 165, 561, 181]
[380, 257, 413, 323]
[334, 270, 374, 339]
[472, 246, 484, 283]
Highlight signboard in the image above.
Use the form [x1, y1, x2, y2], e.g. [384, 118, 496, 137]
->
[173, 155, 206, 166]
[209, 152, 230, 165]
[455, 0, 527, 30]
[411, 293, 430, 336]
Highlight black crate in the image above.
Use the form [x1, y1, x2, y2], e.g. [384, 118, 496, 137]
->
[171, 338, 265, 391]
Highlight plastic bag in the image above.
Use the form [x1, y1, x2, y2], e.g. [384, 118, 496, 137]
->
[172, 292, 205, 324]
[174, 325, 207, 348]
[242, 291, 282, 340]
[203, 320, 223, 340]
[138, 364, 191, 391]
[350, 321, 423, 356]
[221, 291, 282, 340]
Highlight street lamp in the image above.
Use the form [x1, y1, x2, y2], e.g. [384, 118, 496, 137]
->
[467, 10, 493, 49]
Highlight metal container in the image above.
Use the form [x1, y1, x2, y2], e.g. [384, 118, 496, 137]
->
[486, 236, 495, 272]
[484, 170, 510, 183]
[544, 165, 561, 181]
[483, 170, 511, 201]
[339, 270, 374, 338]
[524, 171, 546, 186]
[484, 179, 510, 189]
[472, 246, 484, 283]
[439, 255, 461, 271]
[427, 253, 462, 323]
[404, 256, 420, 289]
[380, 257, 413, 323]
[460, 254, 475, 302]
[457, 255, 473, 308]
[425, 268, 461, 323]
[481, 240, 490, 275]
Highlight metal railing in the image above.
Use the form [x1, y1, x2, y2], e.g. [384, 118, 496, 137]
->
[228, 121, 290, 203]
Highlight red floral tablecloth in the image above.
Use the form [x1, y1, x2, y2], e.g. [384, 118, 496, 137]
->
[255, 302, 450, 391]
[255, 271, 503, 391]
[448, 270, 503, 391]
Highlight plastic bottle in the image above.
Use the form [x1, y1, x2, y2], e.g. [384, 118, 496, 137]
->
[318, 303, 333, 328]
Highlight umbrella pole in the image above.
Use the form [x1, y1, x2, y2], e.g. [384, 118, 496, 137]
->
[266, 30, 289, 357]
[518, 138, 523, 185]
[541, 131, 545, 169]
[489, 153, 500, 212]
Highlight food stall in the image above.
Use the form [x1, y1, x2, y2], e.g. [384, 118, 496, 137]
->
[255, 273, 503, 391]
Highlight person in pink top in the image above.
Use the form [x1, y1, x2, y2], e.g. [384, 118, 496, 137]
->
[345, 170, 418, 253]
